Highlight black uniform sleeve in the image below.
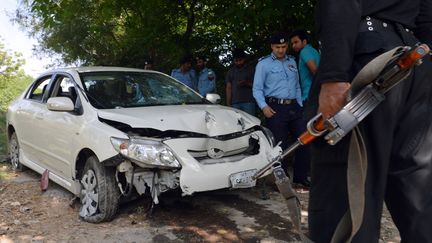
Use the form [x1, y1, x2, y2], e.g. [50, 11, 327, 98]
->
[315, 0, 362, 84]
[414, 0, 432, 48]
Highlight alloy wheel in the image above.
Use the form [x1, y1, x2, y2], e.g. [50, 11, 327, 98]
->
[80, 169, 99, 218]
[9, 134, 20, 170]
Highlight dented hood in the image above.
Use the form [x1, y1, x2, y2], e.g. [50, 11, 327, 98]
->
[97, 105, 260, 136]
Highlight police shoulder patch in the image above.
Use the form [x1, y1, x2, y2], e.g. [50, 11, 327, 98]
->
[287, 55, 295, 60]
[258, 55, 270, 62]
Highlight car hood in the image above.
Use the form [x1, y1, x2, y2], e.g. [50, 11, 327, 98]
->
[97, 105, 260, 136]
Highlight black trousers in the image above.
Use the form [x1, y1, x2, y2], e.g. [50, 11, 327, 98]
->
[266, 102, 309, 182]
[307, 29, 432, 242]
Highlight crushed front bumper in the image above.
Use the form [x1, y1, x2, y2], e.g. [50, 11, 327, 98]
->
[163, 131, 281, 195]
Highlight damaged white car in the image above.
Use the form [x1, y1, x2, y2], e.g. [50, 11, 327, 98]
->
[6, 67, 281, 223]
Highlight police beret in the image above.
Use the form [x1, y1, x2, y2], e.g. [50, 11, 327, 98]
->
[270, 32, 289, 44]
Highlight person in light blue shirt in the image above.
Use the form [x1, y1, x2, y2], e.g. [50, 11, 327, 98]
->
[196, 56, 216, 96]
[171, 55, 197, 90]
[253, 32, 309, 188]
[290, 30, 320, 102]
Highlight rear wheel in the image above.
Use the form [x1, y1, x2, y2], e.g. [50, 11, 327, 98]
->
[79, 155, 120, 223]
[8, 132, 25, 171]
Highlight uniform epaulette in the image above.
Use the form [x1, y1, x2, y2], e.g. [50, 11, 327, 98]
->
[258, 55, 270, 62]
[287, 55, 295, 60]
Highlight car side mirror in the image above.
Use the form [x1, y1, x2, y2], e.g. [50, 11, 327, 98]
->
[205, 93, 221, 104]
[47, 97, 75, 112]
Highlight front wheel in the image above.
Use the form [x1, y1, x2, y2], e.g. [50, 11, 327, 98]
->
[8, 132, 25, 171]
[79, 155, 120, 223]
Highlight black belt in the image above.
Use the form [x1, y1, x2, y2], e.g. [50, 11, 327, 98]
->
[266, 97, 296, 105]
[359, 16, 417, 46]
[359, 16, 412, 34]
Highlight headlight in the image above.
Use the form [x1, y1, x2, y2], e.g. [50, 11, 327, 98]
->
[110, 137, 181, 169]
[261, 126, 275, 147]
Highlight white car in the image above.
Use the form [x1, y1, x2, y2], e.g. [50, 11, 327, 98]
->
[6, 67, 280, 223]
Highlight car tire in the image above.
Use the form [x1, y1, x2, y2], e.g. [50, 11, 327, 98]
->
[79, 155, 120, 223]
[8, 132, 25, 171]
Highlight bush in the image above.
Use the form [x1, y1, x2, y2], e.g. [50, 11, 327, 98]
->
[0, 72, 32, 112]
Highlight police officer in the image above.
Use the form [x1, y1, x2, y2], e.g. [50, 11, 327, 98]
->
[253, 32, 310, 188]
[171, 55, 197, 90]
[196, 56, 216, 96]
[308, 0, 432, 242]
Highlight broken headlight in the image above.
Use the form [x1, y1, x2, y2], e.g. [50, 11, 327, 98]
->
[110, 137, 181, 169]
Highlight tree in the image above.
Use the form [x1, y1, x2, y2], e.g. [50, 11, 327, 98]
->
[0, 39, 33, 112]
[0, 40, 25, 89]
[14, 0, 315, 74]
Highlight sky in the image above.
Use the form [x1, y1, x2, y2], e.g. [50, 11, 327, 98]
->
[1, 0, 53, 77]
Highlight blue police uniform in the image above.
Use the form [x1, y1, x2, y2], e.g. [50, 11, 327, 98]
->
[253, 53, 302, 109]
[253, 52, 309, 185]
[197, 67, 216, 96]
[171, 68, 197, 90]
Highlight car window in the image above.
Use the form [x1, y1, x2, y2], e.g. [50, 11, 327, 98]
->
[51, 75, 78, 104]
[27, 77, 51, 102]
[80, 71, 206, 109]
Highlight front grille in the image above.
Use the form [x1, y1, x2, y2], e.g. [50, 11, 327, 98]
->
[188, 135, 260, 165]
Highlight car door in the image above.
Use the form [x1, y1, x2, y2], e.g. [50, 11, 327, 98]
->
[13, 75, 53, 167]
[36, 73, 85, 180]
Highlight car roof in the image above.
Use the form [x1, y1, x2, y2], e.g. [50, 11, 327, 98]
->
[40, 66, 159, 76]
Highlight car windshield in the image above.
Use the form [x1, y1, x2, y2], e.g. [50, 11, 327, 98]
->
[79, 71, 206, 109]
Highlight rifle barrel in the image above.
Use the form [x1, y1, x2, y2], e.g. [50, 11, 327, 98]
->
[252, 140, 301, 180]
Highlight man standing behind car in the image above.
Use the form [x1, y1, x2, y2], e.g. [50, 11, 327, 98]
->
[253, 32, 310, 188]
[196, 56, 216, 96]
[225, 48, 256, 116]
[171, 55, 197, 90]
[290, 30, 320, 103]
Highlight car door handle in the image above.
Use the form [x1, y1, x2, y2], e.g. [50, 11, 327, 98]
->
[36, 115, 44, 120]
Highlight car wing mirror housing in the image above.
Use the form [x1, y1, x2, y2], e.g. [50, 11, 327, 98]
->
[47, 97, 75, 112]
[205, 93, 221, 104]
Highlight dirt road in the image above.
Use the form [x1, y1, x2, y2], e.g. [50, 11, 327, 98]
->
[0, 164, 400, 243]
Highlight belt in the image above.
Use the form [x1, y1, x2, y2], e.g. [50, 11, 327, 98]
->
[359, 16, 412, 33]
[266, 97, 296, 105]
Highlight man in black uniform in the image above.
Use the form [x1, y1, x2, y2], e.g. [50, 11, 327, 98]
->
[307, 0, 432, 242]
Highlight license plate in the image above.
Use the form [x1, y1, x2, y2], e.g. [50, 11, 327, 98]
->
[229, 169, 257, 188]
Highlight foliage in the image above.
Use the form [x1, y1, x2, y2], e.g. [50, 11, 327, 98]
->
[14, 0, 315, 75]
[0, 73, 32, 112]
[0, 41, 25, 89]
[0, 40, 33, 112]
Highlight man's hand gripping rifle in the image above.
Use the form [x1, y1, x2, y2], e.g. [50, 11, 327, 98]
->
[253, 44, 430, 181]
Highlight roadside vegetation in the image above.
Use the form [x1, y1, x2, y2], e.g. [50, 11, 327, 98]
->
[0, 40, 33, 166]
